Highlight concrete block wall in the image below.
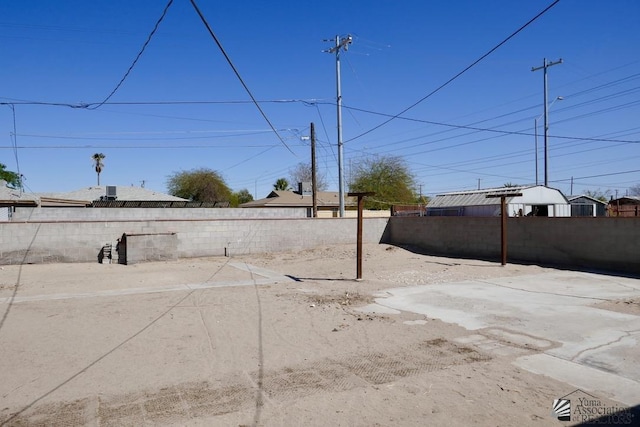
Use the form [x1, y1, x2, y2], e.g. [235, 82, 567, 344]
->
[5, 213, 636, 274]
[10, 207, 307, 222]
[0, 218, 389, 265]
[383, 216, 640, 274]
[120, 233, 178, 264]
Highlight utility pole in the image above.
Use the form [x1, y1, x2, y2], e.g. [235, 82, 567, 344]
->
[325, 34, 353, 217]
[532, 58, 562, 187]
[570, 176, 574, 195]
[310, 122, 318, 218]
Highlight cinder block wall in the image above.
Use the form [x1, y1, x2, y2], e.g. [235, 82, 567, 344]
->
[0, 218, 389, 265]
[4, 212, 638, 274]
[11, 207, 306, 221]
[383, 217, 640, 274]
[119, 233, 179, 264]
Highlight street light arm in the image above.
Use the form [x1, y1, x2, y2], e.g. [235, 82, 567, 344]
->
[535, 96, 563, 122]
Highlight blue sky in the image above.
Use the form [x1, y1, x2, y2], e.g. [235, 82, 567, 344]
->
[1, 0, 639, 201]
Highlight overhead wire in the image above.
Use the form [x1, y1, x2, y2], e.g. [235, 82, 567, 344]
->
[322, 69, 640, 155]
[188, 0, 295, 155]
[340, 104, 640, 144]
[552, 169, 640, 184]
[0, 98, 331, 108]
[89, 0, 175, 110]
[345, 0, 562, 143]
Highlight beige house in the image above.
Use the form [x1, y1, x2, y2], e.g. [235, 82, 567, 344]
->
[36, 185, 188, 207]
[241, 189, 389, 218]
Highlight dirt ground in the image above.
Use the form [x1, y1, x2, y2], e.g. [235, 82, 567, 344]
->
[0, 244, 633, 426]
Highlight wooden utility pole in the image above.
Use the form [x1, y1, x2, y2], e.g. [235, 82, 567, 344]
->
[348, 192, 375, 279]
[311, 122, 317, 218]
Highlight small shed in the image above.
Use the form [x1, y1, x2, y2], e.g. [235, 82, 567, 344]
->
[567, 195, 607, 217]
[426, 185, 570, 217]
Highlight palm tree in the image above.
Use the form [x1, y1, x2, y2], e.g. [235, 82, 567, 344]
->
[273, 178, 290, 191]
[92, 153, 105, 185]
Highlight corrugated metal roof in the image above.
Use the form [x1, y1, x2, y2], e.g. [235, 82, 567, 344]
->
[427, 186, 531, 208]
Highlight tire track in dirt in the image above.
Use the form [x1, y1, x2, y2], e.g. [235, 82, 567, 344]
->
[1, 339, 490, 426]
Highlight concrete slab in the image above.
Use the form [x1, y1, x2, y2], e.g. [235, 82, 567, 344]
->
[515, 354, 640, 406]
[372, 271, 640, 405]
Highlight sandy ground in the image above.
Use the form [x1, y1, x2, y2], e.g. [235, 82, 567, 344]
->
[0, 243, 636, 426]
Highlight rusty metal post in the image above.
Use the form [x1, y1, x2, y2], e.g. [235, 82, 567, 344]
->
[348, 192, 375, 279]
[487, 192, 522, 266]
[310, 122, 318, 218]
[500, 195, 507, 266]
[356, 195, 364, 278]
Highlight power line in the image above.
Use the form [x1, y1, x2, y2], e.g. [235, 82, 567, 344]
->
[339, 104, 640, 144]
[314, 68, 640, 153]
[552, 168, 640, 183]
[0, 144, 282, 149]
[188, 0, 294, 155]
[12, 130, 276, 141]
[345, 0, 562, 143]
[0, 97, 330, 107]
[89, 0, 175, 110]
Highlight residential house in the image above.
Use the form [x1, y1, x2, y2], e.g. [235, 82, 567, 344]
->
[240, 182, 384, 217]
[37, 185, 189, 207]
[608, 196, 640, 217]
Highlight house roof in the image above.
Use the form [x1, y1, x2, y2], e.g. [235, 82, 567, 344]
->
[427, 185, 568, 208]
[567, 194, 607, 205]
[36, 186, 187, 206]
[241, 190, 356, 208]
[0, 181, 38, 207]
[609, 196, 640, 205]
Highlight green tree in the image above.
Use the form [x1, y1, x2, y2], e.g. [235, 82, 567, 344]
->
[273, 178, 290, 191]
[167, 168, 231, 203]
[0, 163, 21, 188]
[503, 182, 519, 187]
[416, 195, 430, 205]
[92, 153, 105, 186]
[289, 162, 327, 191]
[349, 155, 416, 210]
[229, 188, 254, 207]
